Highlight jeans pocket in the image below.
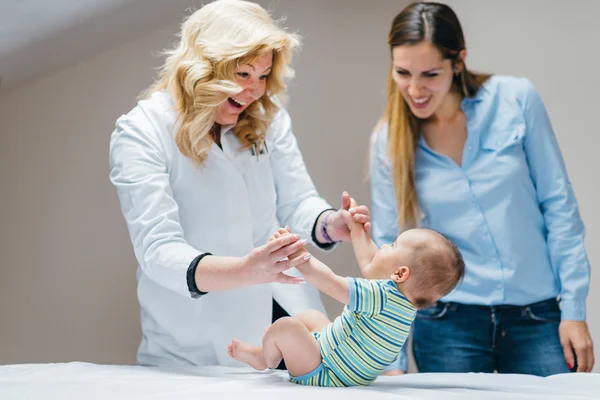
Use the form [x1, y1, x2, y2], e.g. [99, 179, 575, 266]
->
[416, 302, 450, 320]
[524, 301, 561, 322]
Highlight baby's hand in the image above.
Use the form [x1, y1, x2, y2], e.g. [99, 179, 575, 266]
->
[270, 227, 311, 260]
[341, 197, 362, 232]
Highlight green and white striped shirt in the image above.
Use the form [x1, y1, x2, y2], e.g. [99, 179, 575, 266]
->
[317, 277, 416, 386]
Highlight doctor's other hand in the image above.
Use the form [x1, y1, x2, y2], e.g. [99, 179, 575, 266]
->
[326, 191, 371, 242]
[242, 231, 309, 285]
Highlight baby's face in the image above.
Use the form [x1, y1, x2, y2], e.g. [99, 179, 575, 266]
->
[370, 237, 409, 277]
[371, 230, 424, 274]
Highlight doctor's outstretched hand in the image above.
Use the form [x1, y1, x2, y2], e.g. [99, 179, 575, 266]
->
[243, 233, 310, 285]
[321, 191, 371, 243]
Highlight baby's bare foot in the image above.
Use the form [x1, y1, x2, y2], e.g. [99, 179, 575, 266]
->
[228, 338, 267, 371]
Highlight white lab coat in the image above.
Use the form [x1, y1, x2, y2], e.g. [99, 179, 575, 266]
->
[109, 91, 330, 367]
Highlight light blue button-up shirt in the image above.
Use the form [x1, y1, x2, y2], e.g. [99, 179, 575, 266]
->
[371, 75, 591, 372]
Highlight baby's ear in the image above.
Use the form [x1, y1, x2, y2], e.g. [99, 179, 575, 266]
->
[390, 266, 410, 283]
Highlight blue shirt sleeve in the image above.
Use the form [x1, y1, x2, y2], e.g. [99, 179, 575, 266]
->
[370, 126, 401, 247]
[348, 277, 387, 317]
[519, 79, 590, 320]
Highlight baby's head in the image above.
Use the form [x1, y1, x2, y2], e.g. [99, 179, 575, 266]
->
[370, 228, 465, 309]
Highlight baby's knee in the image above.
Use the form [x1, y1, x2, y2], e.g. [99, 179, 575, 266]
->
[295, 310, 330, 331]
[270, 316, 303, 332]
[264, 317, 306, 344]
[296, 309, 327, 321]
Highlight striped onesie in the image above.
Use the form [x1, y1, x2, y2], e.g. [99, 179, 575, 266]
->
[289, 277, 417, 387]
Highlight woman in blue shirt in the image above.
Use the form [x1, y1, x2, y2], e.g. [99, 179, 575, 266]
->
[371, 2, 594, 376]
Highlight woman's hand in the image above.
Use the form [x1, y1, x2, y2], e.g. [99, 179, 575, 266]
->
[242, 232, 310, 285]
[340, 198, 362, 232]
[270, 227, 311, 261]
[326, 191, 371, 242]
[559, 320, 595, 372]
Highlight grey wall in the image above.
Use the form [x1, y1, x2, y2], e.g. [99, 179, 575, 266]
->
[0, 23, 183, 364]
[0, 0, 597, 372]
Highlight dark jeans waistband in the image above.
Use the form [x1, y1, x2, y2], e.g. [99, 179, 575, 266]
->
[435, 297, 559, 314]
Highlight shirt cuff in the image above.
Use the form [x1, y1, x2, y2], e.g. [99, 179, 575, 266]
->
[347, 277, 358, 311]
[560, 299, 586, 320]
[186, 253, 212, 299]
[311, 208, 337, 251]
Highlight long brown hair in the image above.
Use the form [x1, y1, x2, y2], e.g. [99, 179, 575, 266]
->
[379, 2, 490, 228]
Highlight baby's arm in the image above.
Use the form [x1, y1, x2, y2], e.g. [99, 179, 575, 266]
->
[270, 229, 349, 305]
[300, 256, 350, 305]
[343, 199, 380, 278]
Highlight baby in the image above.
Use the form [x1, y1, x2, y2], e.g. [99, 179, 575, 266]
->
[228, 202, 465, 387]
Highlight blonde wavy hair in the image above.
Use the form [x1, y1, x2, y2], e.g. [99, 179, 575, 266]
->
[377, 2, 489, 228]
[143, 0, 300, 166]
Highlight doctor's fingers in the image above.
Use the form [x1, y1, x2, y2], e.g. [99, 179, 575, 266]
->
[287, 252, 311, 270]
[264, 233, 300, 254]
[349, 205, 369, 217]
[353, 214, 370, 225]
[274, 272, 305, 285]
[349, 205, 371, 231]
[272, 251, 310, 273]
[270, 239, 309, 262]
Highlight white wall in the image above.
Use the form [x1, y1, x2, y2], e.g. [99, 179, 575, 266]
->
[0, 0, 598, 372]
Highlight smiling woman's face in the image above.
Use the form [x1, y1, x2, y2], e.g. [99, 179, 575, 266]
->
[392, 41, 456, 119]
[215, 52, 273, 125]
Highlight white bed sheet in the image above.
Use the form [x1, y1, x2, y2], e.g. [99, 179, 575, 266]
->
[1, 362, 599, 399]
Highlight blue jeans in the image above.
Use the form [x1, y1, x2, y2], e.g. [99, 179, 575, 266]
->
[412, 298, 571, 376]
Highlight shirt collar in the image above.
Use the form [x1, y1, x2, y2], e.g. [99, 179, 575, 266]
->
[461, 77, 491, 105]
[220, 123, 236, 135]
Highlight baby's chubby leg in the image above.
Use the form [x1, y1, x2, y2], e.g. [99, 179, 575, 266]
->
[294, 309, 331, 333]
[263, 316, 322, 377]
[260, 309, 329, 345]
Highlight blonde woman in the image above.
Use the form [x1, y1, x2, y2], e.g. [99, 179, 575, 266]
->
[371, 2, 593, 376]
[109, 0, 370, 368]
